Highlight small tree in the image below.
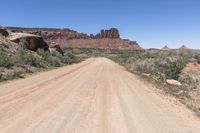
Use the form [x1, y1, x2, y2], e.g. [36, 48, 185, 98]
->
[164, 58, 186, 80]
[194, 55, 200, 64]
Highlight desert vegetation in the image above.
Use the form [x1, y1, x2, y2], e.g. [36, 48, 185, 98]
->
[106, 49, 200, 116]
[0, 42, 81, 82]
[62, 48, 200, 116]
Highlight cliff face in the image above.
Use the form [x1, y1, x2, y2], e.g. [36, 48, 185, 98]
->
[6, 27, 89, 41]
[6, 27, 143, 51]
[92, 28, 120, 39]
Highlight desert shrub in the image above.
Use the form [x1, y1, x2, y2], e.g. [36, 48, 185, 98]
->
[164, 58, 186, 80]
[132, 59, 159, 74]
[61, 52, 79, 64]
[0, 48, 13, 67]
[130, 58, 166, 80]
[49, 56, 62, 67]
[37, 49, 80, 67]
[12, 50, 45, 68]
[0, 68, 25, 81]
[37, 49, 51, 61]
[179, 72, 200, 90]
[18, 38, 28, 49]
[37, 49, 61, 67]
[109, 49, 189, 81]
[194, 55, 200, 64]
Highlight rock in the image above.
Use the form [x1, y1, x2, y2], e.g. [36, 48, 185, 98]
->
[6, 27, 120, 39]
[94, 28, 120, 38]
[6, 27, 89, 41]
[166, 79, 182, 86]
[62, 38, 143, 51]
[0, 28, 9, 37]
[7, 33, 49, 51]
[141, 73, 150, 77]
[49, 42, 64, 55]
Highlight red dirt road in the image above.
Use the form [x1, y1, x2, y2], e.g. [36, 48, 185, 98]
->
[0, 58, 199, 133]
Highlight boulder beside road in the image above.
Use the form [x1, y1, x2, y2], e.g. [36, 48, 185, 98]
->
[166, 79, 182, 86]
[8, 33, 49, 51]
[49, 42, 64, 55]
[0, 28, 9, 37]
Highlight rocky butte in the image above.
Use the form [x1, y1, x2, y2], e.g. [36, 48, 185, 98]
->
[162, 45, 170, 50]
[6, 27, 143, 51]
[179, 45, 189, 49]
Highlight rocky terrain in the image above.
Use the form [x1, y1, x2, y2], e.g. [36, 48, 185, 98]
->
[0, 27, 81, 81]
[6, 27, 143, 51]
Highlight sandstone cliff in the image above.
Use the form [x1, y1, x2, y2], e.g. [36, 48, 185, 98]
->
[6, 27, 143, 51]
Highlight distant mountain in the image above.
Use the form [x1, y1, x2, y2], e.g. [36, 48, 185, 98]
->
[6, 27, 143, 51]
[162, 45, 170, 50]
[179, 45, 189, 49]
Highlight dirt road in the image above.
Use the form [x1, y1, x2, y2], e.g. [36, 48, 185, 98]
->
[0, 58, 199, 133]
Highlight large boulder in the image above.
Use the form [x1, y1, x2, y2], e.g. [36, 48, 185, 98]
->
[49, 42, 64, 55]
[7, 33, 49, 51]
[0, 28, 9, 37]
[166, 79, 182, 86]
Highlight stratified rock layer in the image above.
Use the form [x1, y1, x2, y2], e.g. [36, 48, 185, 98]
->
[6, 27, 143, 51]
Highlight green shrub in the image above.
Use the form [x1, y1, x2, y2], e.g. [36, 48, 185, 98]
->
[12, 50, 45, 68]
[0, 48, 13, 68]
[179, 72, 200, 90]
[0, 68, 25, 81]
[164, 58, 186, 80]
[194, 55, 200, 64]
[37, 49, 62, 67]
[61, 52, 79, 64]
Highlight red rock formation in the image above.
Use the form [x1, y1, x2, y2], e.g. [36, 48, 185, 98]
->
[6, 27, 89, 41]
[93, 28, 120, 38]
[8, 33, 49, 51]
[6, 27, 143, 51]
[59, 38, 142, 51]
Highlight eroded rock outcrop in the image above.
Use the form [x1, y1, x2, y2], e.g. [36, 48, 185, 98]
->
[8, 33, 49, 51]
[93, 28, 120, 38]
[0, 28, 9, 37]
[49, 42, 64, 55]
[7, 27, 89, 41]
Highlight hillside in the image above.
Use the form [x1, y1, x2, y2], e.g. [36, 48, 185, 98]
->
[6, 27, 143, 51]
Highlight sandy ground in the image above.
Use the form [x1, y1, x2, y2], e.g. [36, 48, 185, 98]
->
[182, 62, 200, 75]
[0, 57, 200, 133]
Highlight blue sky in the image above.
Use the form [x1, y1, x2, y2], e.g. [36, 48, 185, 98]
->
[0, 0, 200, 49]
